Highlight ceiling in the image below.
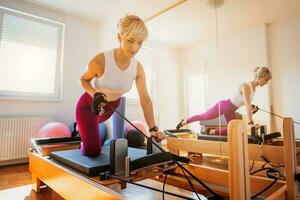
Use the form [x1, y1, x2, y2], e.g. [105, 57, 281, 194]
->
[22, 0, 300, 49]
[22, 0, 177, 22]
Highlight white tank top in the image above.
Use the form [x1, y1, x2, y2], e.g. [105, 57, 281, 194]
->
[93, 49, 138, 101]
[229, 82, 255, 107]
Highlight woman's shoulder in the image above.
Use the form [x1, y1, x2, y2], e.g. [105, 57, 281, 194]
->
[87, 52, 105, 76]
[90, 52, 105, 67]
[136, 61, 145, 71]
[93, 52, 105, 63]
[135, 61, 146, 79]
[239, 82, 251, 93]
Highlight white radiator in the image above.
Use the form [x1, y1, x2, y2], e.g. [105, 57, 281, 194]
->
[0, 117, 53, 162]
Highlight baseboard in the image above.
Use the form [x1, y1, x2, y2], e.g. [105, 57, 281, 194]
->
[0, 158, 29, 166]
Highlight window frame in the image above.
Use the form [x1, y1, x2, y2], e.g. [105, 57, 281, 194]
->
[0, 6, 65, 101]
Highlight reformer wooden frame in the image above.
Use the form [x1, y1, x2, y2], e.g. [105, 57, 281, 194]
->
[29, 151, 123, 200]
[165, 118, 298, 199]
[29, 146, 182, 199]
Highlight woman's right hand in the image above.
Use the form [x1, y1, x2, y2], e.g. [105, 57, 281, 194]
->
[91, 92, 107, 115]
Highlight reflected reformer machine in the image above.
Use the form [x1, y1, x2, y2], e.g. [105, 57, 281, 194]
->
[165, 117, 299, 199]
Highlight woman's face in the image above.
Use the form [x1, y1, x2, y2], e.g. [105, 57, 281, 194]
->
[119, 34, 144, 58]
[257, 76, 270, 87]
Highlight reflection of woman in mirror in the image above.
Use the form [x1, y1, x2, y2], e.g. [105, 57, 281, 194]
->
[177, 66, 272, 135]
[76, 15, 164, 157]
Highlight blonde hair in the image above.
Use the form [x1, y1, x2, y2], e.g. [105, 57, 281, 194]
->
[253, 66, 272, 80]
[118, 15, 148, 40]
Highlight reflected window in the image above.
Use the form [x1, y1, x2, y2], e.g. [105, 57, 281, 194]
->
[186, 63, 208, 117]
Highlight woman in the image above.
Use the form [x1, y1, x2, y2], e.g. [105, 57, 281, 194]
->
[177, 66, 272, 135]
[76, 15, 164, 157]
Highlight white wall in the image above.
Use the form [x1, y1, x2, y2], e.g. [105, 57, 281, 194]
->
[97, 15, 119, 51]
[267, 17, 300, 136]
[0, 0, 99, 126]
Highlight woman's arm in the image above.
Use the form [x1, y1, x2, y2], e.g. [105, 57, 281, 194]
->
[135, 62, 164, 141]
[80, 53, 104, 97]
[240, 84, 253, 124]
[135, 62, 155, 128]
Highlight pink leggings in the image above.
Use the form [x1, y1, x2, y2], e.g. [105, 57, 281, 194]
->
[186, 99, 239, 135]
[76, 92, 120, 157]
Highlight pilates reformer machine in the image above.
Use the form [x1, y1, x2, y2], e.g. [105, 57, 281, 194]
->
[29, 136, 201, 200]
[30, 97, 234, 200]
[29, 112, 224, 200]
[30, 137, 189, 199]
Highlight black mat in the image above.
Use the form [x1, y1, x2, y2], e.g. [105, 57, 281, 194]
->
[50, 146, 147, 177]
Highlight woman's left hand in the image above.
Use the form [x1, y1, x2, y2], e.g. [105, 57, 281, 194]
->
[248, 120, 254, 126]
[151, 131, 165, 143]
[251, 104, 259, 114]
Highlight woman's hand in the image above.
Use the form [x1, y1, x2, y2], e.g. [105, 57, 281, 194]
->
[150, 131, 165, 143]
[91, 92, 107, 115]
[248, 120, 254, 126]
[176, 119, 187, 130]
[251, 104, 259, 114]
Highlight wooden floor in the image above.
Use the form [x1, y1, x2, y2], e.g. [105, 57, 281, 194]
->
[0, 163, 31, 190]
[0, 163, 63, 200]
[0, 163, 206, 200]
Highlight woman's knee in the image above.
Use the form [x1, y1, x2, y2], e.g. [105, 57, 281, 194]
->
[82, 143, 102, 157]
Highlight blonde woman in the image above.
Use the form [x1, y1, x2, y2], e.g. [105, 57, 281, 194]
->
[76, 15, 164, 157]
[177, 67, 272, 135]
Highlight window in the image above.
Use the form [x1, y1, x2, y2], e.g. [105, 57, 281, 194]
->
[124, 46, 154, 101]
[0, 6, 64, 101]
